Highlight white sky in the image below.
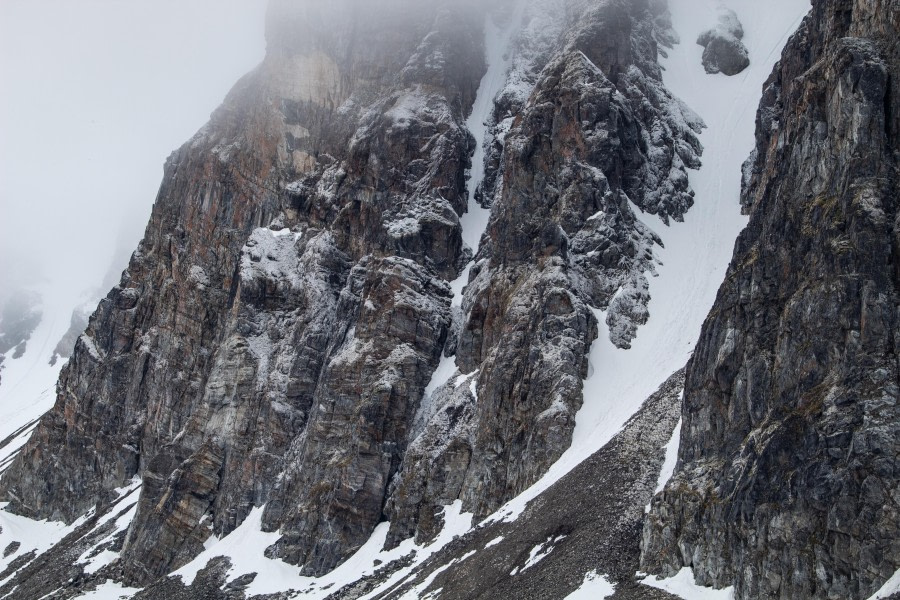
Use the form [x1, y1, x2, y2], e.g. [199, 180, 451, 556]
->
[0, 0, 267, 299]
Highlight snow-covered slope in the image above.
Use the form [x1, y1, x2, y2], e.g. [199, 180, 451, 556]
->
[0, 1, 813, 598]
[0, 286, 80, 472]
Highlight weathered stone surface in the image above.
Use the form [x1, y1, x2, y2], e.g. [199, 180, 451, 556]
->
[696, 7, 750, 76]
[643, 1, 900, 598]
[75, 369, 684, 600]
[1, 0, 484, 584]
[0, 0, 779, 595]
[1, 0, 703, 586]
[385, 0, 703, 549]
[337, 370, 686, 600]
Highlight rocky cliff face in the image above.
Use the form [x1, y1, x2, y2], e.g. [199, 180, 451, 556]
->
[0, 0, 703, 588]
[643, 1, 900, 598]
[384, 0, 702, 549]
[2, 0, 484, 583]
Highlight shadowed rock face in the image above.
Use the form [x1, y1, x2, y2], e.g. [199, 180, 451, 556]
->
[0, 0, 702, 587]
[1, 0, 484, 583]
[643, 1, 900, 598]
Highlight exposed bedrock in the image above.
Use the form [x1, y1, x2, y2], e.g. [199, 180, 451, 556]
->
[696, 6, 750, 76]
[384, 0, 702, 548]
[1, 0, 706, 586]
[1, 0, 484, 583]
[643, 1, 900, 598]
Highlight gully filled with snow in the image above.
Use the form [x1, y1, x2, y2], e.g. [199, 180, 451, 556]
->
[488, 0, 811, 596]
[0, 1, 816, 597]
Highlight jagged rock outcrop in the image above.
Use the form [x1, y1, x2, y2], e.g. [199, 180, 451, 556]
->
[643, 1, 900, 598]
[384, 0, 702, 546]
[50, 303, 93, 366]
[1, 0, 703, 588]
[696, 7, 750, 76]
[373, 370, 685, 600]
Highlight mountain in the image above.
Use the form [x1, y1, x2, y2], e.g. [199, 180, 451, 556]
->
[642, 0, 900, 598]
[0, 0, 897, 599]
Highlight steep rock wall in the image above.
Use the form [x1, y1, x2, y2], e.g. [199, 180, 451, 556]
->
[642, 1, 900, 598]
[384, 0, 702, 547]
[1, 0, 703, 587]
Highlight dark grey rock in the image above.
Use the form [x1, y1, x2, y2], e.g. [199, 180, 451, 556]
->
[2, 541, 19, 558]
[0, 0, 702, 588]
[352, 370, 686, 600]
[0, 0, 485, 584]
[696, 8, 750, 76]
[643, 0, 900, 598]
[0, 289, 42, 364]
[49, 303, 91, 366]
[385, 0, 703, 551]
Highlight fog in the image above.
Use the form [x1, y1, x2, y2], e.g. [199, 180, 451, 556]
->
[0, 0, 267, 307]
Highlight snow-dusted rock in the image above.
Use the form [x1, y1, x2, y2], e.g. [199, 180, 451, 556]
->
[644, 1, 900, 598]
[696, 7, 750, 76]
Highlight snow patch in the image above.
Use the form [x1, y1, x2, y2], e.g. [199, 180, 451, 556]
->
[458, 3, 526, 255]
[240, 227, 304, 289]
[564, 570, 615, 599]
[0, 504, 91, 588]
[70, 580, 141, 599]
[647, 416, 683, 513]
[77, 479, 142, 577]
[641, 567, 735, 600]
[655, 417, 682, 495]
[480, 0, 810, 528]
[171, 500, 474, 600]
[867, 569, 900, 600]
[510, 535, 565, 575]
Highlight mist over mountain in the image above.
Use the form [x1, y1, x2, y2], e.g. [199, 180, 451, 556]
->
[0, 1, 897, 599]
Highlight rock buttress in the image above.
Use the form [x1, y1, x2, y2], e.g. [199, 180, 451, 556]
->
[642, 1, 900, 598]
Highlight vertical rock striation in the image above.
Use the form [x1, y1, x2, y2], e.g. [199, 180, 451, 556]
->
[384, 0, 702, 547]
[643, 1, 900, 598]
[1, 0, 705, 587]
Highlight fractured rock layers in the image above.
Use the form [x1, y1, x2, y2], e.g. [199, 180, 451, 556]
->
[1, 0, 704, 585]
[643, 1, 900, 598]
